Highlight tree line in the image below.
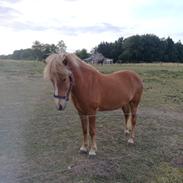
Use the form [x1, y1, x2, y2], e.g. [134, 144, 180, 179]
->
[1, 34, 183, 62]
[95, 34, 183, 63]
[0, 40, 67, 61]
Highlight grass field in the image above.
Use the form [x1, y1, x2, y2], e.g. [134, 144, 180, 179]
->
[0, 60, 182, 183]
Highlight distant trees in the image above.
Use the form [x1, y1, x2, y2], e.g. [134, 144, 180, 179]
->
[75, 49, 90, 59]
[12, 49, 36, 60]
[31, 41, 42, 60]
[0, 40, 67, 61]
[56, 40, 67, 53]
[31, 41, 60, 60]
[175, 41, 183, 61]
[95, 34, 183, 63]
[1, 34, 183, 63]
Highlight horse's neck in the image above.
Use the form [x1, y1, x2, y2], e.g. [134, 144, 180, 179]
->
[69, 59, 97, 79]
[68, 59, 83, 81]
[68, 60, 99, 92]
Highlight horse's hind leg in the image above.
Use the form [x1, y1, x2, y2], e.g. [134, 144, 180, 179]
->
[79, 115, 89, 153]
[128, 96, 141, 144]
[122, 104, 131, 135]
[128, 91, 143, 144]
[88, 115, 97, 156]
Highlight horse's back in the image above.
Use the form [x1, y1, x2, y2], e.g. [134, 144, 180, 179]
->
[109, 70, 143, 91]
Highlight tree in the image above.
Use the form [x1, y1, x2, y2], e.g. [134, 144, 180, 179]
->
[41, 44, 57, 59]
[56, 40, 67, 53]
[95, 34, 183, 63]
[175, 41, 183, 62]
[32, 40, 44, 60]
[0, 40, 68, 61]
[32, 41, 59, 60]
[163, 37, 177, 62]
[1, 36, 183, 62]
[75, 49, 90, 59]
[112, 37, 123, 62]
[96, 42, 113, 59]
[119, 35, 142, 62]
[140, 34, 162, 62]
[10, 49, 37, 60]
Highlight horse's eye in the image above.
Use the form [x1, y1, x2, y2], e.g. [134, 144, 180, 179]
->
[63, 78, 66, 82]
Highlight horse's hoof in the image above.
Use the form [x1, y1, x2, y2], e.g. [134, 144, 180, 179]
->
[79, 146, 88, 154]
[128, 138, 134, 144]
[89, 149, 96, 156]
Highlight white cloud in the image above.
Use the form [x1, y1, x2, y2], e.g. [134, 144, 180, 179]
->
[0, 0, 183, 54]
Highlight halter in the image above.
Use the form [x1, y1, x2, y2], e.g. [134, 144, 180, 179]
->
[53, 75, 73, 101]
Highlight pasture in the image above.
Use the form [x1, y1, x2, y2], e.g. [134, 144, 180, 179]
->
[0, 60, 182, 183]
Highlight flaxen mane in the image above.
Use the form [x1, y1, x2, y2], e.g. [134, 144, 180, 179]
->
[43, 53, 71, 80]
[44, 53, 99, 81]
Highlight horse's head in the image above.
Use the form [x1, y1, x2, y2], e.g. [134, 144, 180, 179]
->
[43, 53, 73, 111]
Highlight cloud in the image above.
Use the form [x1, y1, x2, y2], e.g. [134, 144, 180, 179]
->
[55, 23, 125, 35]
[175, 32, 183, 37]
[0, 5, 21, 27]
[64, 0, 80, 2]
[173, 32, 183, 42]
[0, 6, 15, 13]
[8, 22, 48, 31]
[133, 0, 183, 20]
[79, 23, 124, 34]
[0, 0, 183, 54]
[0, 5, 20, 15]
[0, 0, 20, 3]
[0, 19, 125, 35]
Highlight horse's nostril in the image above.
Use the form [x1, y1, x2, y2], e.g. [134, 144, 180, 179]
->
[58, 105, 63, 111]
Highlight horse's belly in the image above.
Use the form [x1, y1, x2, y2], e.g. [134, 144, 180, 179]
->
[98, 98, 129, 111]
[98, 105, 121, 111]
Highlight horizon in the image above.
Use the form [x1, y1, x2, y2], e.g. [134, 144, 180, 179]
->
[0, 33, 181, 56]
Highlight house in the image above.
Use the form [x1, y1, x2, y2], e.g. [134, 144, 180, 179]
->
[104, 58, 113, 64]
[84, 52, 113, 64]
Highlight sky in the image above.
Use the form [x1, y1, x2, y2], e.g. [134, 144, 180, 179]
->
[0, 0, 183, 54]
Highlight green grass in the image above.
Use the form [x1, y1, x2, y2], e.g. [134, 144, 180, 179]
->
[151, 163, 183, 183]
[0, 60, 182, 183]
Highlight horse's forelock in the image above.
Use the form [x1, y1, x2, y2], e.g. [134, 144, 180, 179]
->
[44, 53, 70, 80]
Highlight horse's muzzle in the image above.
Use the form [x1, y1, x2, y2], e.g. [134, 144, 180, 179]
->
[57, 103, 67, 111]
[58, 104, 63, 111]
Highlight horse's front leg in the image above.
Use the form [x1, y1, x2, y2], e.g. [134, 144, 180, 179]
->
[79, 115, 89, 153]
[88, 115, 97, 156]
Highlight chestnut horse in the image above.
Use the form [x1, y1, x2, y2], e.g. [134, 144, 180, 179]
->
[44, 53, 143, 156]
